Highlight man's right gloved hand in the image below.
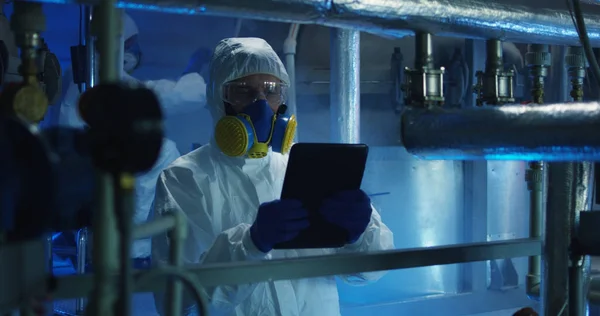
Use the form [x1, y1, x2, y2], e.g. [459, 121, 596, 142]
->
[250, 199, 309, 253]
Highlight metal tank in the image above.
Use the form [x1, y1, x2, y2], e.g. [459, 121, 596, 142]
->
[336, 146, 465, 306]
[485, 161, 530, 289]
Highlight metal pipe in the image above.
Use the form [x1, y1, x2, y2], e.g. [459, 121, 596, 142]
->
[400, 101, 600, 161]
[568, 162, 594, 316]
[89, 174, 118, 316]
[485, 40, 503, 72]
[542, 163, 572, 316]
[31, 0, 600, 46]
[526, 44, 551, 104]
[552, 46, 569, 103]
[525, 162, 543, 301]
[474, 39, 515, 106]
[132, 215, 177, 240]
[75, 228, 88, 314]
[96, 3, 121, 83]
[330, 28, 360, 144]
[404, 32, 444, 108]
[524, 44, 550, 304]
[166, 212, 187, 316]
[74, 8, 93, 314]
[415, 32, 434, 70]
[52, 238, 542, 300]
[115, 175, 135, 316]
[85, 6, 95, 89]
[284, 24, 300, 141]
[570, 258, 586, 316]
[566, 46, 588, 102]
[89, 1, 122, 315]
[542, 163, 593, 315]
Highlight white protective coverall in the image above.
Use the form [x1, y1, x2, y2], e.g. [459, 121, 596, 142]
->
[56, 13, 207, 258]
[151, 37, 395, 316]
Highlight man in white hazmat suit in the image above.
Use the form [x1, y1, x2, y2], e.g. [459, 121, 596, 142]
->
[151, 37, 394, 316]
[52, 13, 207, 263]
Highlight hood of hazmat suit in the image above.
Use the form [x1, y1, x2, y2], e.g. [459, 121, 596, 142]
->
[150, 37, 394, 316]
[123, 12, 139, 41]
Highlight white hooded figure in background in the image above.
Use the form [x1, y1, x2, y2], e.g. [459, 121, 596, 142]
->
[151, 37, 394, 316]
[52, 12, 208, 261]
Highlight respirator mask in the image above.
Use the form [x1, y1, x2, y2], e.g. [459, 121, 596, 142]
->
[215, 80, 296, 159]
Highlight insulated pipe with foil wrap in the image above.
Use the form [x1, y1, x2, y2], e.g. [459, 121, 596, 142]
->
[400, 102, 600, 161]
[542, 162, 593, 316]
[330, 28, 360, 144]
[36, 0, 600, 46]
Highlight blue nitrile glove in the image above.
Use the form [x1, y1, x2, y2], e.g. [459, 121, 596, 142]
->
[250, 199, 310, 253]
[182, 47, 212, 76]
[319, 189, 373, 244]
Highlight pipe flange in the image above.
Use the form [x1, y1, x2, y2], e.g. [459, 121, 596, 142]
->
[525, 51, 551, 68]
[565, 54, 588, 69]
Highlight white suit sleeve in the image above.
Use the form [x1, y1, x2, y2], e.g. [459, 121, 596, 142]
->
[336, 206, 394, 285]
[134, 140, 180, 225]
[151, 166, 268, 315]
[141, 73, 207, 118]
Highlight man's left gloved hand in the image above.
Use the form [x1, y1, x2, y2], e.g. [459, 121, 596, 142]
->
[319, 189, 372, 244]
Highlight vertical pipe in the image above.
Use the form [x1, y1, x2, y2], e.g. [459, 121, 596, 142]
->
[461, 39, 488, 293]
[78, 6, 88, 93]
[556, 46, 569, 103]
[415, 32, 433, 69]
[526, 161, 544, 300]
[525, 44, 551, 305]
[284, 24, 300, 141]
[166, 213, 186, 316]
[330, 29, 360, 144]
[45, 235, 53, 273]
[543, 162, 593, 316]
[96, 2, 120, 83]
[570, 261, 586, 316]
[76, 8, 93, 315]
[285, 52, 296, 117]
[485, 40, 503, 73]
[116, 175, 135, 316]
[118, 32, 125, 80]
[85, 6, 95, 89]
[565, 44, 592, 316]
[90, 1, 121, 315]
[90, 174, 118, 316]
[283, 24, 300, 142]
[75, 228, 88, 314]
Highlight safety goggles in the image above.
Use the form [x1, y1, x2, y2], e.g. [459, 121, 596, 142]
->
[222, 81, 288, 108]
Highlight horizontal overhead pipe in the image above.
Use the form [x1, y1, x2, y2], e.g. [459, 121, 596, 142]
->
[400, 102, 600, 161]
[28, 0, 600, 46]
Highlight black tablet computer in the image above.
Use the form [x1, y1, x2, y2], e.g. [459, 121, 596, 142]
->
[273, 143, 369, 249]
